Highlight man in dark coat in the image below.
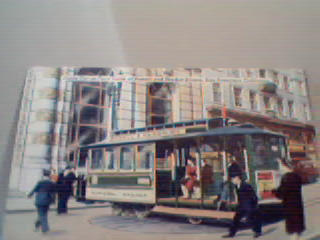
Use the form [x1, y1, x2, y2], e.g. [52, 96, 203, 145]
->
[273, 160, 305, 240]
[57, 167, 76, 214]
[222, 173, 262, 238]
[28, 169, 56, 233]
[201, 159, 213, 197]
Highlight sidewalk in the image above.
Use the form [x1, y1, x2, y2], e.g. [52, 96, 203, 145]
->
[5, 190, 110, 213]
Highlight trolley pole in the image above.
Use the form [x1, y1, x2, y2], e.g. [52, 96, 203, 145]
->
[222, 136, 228, 179]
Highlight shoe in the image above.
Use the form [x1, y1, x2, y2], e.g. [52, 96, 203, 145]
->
[222, 233, 235, 238]
[34, 221, 40, 232]
[254, 232, 262, 238]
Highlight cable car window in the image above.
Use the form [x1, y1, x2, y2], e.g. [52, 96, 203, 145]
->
[138, 145, 154, 169]
[91, 149, 104, 169]
[105, 148, 115, 170]
[269, 137, 281, 156]
[120, 147, 133, 170]
[78, 150, 88, 168]
[252, 135, 270, 168]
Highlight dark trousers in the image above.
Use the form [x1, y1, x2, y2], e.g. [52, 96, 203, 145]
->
[229, 209, 262, 236]
[35, 205, 49, 232]
[57, 193, 69, 214]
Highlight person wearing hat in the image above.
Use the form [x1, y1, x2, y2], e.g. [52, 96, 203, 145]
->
[222, 172, 262, 238]
[28, 169, 56, 234]
[57, 166, 76, 214]
[272, 158, 305, 240]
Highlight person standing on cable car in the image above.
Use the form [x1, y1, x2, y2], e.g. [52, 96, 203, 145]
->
[181, 157, 199, 199]
[201, 159, 213, 197]
[218, 157, 243, 210]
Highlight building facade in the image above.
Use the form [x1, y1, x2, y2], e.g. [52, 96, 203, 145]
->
[10, 67, 315, 192]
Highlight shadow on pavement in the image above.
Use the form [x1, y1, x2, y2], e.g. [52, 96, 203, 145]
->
[260, 204, 285, 225]
[89, 204, 285, 235]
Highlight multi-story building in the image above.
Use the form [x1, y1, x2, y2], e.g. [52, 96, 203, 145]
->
[10, 67, 316, 192]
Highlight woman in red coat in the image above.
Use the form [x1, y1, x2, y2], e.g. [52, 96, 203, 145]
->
[273, 159, 305, 240]
[184, 158, 199, 198]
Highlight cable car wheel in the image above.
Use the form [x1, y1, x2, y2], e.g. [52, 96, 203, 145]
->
[134, 208, 151, 219]
[111, 204, 123, 216]
[187, 217, 203, 225]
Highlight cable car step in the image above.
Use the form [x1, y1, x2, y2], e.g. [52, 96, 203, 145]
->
[151, 205, 235, 219]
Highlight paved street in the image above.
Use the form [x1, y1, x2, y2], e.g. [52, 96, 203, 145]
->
[4, 182, 320, 240]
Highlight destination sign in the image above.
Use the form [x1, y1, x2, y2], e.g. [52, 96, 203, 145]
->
[86, 188, 156, 203]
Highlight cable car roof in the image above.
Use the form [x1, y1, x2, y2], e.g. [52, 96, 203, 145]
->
[79, 124, 285, 149]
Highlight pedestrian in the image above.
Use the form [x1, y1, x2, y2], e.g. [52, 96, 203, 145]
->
[218, 157, 243, 210]
[57, 166, 76, 214]
[64, 166, 77, 196]
[273, 159, 305, 240]
[222, 172, 262, 238]
[28, 169, 56, 234]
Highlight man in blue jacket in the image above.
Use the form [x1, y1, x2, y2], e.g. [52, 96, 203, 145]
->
[28, 169, 56, 233]
[222, 172, 262, 238]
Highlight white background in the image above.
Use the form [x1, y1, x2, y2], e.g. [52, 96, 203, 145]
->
[0, 0, 319, 184]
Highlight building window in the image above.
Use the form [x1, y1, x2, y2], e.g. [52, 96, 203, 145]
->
[78, 126, 98, 144]
[259, 69, 266, 78]
[299, 81, 306, 96]
[283, 76, 289, 91]
[264, 96, 271, 110]
[273, 72, 279, 86]
[80, 106, 100, 124]
[303, 104, 310, 121]
[213, 83, 221, 104]
[277, 99, 284, 117]
[81, 87, 100, 105]
[68, 82, 115, 149]
[288, 80, 295, 92]
[233, 87, 242, 107]
[246, 70, 252, 78]
[249, 91, 258, 111]
[288, 101, 294, 118]
[147, 83, 174, 125]
[77, 68, 111, 76]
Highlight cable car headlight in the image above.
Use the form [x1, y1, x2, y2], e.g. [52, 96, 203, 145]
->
[137, 177, 151, 186]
